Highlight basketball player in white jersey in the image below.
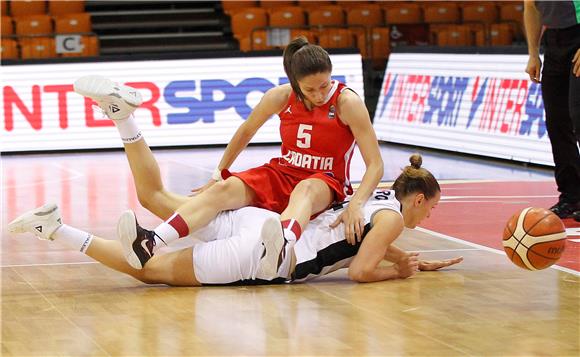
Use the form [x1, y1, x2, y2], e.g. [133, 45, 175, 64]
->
[8, 153, 462, 286]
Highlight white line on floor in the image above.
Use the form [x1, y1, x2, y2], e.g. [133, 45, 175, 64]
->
[416, 227, 580, 277]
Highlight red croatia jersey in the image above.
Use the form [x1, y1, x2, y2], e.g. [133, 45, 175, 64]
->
[276, 81, 356, 195]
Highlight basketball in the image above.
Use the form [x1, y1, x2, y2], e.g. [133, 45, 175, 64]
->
[502, 207, 567, 270]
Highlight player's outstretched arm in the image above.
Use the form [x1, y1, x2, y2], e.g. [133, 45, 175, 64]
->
[348, 210, 411, 282]
[418, 257, 464, 271]
[384, 244, 463, 271]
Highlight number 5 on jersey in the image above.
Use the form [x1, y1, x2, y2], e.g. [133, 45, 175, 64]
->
[297, 124, 312, 149]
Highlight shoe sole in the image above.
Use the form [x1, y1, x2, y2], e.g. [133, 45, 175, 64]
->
[74, 75, 142, 108]
[255, 217, 285, 280]
[117, 210, 143, 269]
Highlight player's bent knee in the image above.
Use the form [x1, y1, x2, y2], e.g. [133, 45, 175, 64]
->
[204, 179, 246, 207]
[291, 180, 328, 202]
[135, 188, 161, 212]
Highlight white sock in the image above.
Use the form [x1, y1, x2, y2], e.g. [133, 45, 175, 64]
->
[277, 240, 296, 279]
[153, 222, 180, 248]
[52, 224, 94, 253]
[115, 115, 142, 144]
[283, 228, 297, 243]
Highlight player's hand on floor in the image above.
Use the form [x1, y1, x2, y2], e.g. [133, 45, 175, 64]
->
[330, 204, 365, 245]
[189, 179, 217, 196]
[418, 256, 464, 271]
[395, 252, 420, 279]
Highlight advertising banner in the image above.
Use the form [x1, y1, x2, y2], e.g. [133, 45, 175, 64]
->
[373, 53, 552, 166]
[1, 54, 364, 152]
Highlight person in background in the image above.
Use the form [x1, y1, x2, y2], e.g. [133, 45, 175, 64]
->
[524, 0, 580, 222]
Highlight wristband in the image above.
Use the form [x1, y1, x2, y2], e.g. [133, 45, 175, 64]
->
[212, 168, 223, 181]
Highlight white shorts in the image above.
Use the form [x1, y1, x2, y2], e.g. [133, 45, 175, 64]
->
[191, 207, 279, 284]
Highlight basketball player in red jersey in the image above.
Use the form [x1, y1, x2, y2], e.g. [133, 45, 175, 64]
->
[73, 37, 383, 273]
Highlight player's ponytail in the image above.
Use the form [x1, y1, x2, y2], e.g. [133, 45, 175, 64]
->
[283, 36, 332, 102]
[392, 154, 440, 200]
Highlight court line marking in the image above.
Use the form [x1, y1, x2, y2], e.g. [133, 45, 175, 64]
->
[9, 267, 112, 356]
[368, 179, 555, 190]
[440, 201, 535, 204]
[416, 227, 580, 277]
[441, 195, 558, 199]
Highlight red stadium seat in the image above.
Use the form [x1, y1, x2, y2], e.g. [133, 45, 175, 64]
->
[14, 15, 53, 36]
[10, 0, 46, 17]
[231, 7, 268, 40]
[54, 13, 91, 34]
[290, 28, 317, 43]
[436, 24, 473, 46]
[48, 0, 85, 15]
[259, 0, 296, 10]
[462, 2, 498, 24]
[318, 28, 355, 49]
[297, 0, 333, 8]
[384, 3, 422, 25]
[340, 1, 373, 10]
[269, 6, 305, 28]
[370, 27, 390, 60]
[346, 4, 383, 28]
[1, 38, 19, 59]
[222, 1, 258, 16]
[423, 2, 460, 24]
[2, 16, 14, 36]
[490, 23, 513, 46]
[239, 29, 273, 51]
[499, 2, 524, 23]
[308, 5, 345, 28]
[20, 36, 57, 59]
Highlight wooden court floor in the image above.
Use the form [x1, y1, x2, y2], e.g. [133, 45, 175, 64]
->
[2, 146, 579, 356]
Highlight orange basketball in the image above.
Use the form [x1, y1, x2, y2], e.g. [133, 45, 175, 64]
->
[502, 207, 567, 270]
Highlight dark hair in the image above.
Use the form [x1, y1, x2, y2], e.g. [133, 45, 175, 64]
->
[392, 154, 440, 201]
[283, 36, 333, 102]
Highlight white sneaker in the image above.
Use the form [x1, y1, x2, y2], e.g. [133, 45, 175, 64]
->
[255, 217, 288, 280]
[7, 203, 63, 241]
[73, 75, 142, 120]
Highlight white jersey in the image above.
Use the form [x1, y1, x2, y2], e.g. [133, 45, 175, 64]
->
[189, 190, 402, 285]
[292, 189, 402, 282]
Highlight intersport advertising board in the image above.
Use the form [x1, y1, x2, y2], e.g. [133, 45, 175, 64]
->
[373, 53, 553, 166]
[1, 54, 364, 152]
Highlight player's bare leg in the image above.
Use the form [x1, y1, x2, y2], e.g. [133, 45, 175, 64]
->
[257, 178, 332, 279]
[74, 75, 188, 219]
[7, 204, 199, 286]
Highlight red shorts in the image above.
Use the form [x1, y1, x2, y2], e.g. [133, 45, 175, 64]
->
[223, 158, 350, 214]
